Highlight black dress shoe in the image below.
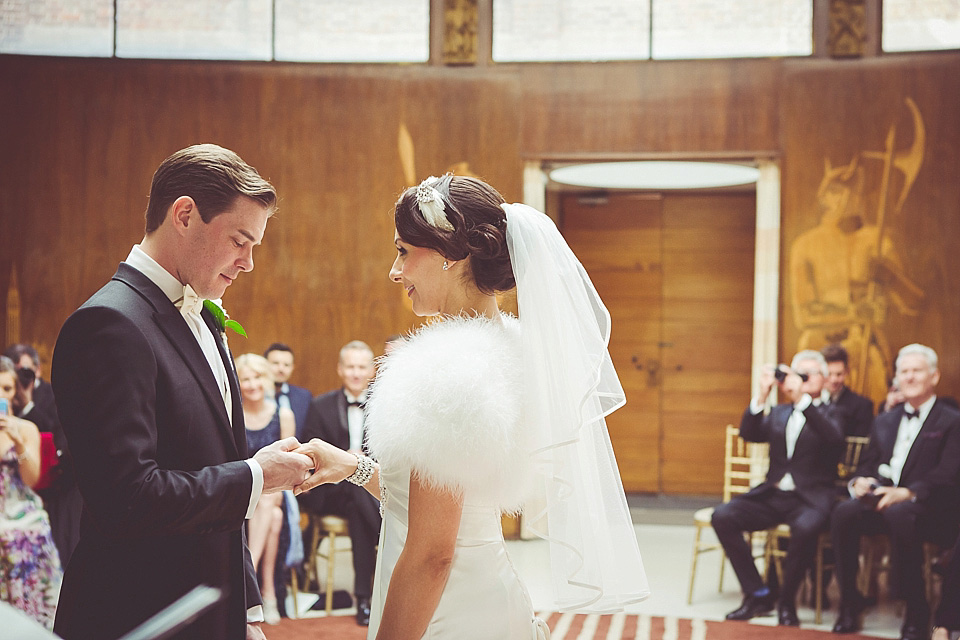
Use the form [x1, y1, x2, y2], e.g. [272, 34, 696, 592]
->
[832, 599, 865, 634]
[725, 593, 775, 621]
[900, 622, 927, 640]
[778, 603, 800, 627]
[356, 597, 371, 626]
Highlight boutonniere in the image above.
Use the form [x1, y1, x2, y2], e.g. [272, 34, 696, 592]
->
[203, 299, 247, 338]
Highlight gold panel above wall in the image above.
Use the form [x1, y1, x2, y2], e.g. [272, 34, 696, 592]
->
[829, 0, 866, 58]
[443, 0, 478, 65]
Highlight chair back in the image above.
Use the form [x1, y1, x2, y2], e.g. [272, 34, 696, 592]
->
[838, 435, 870, 481]
[722, 424, 769, 502]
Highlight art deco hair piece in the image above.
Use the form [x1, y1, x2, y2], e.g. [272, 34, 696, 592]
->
[415, 176, 455, 232]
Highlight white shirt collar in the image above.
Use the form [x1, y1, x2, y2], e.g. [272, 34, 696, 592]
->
[125, 245, 225, 310]
[125, 244, 185, 305]
[906, 394, 937, 423]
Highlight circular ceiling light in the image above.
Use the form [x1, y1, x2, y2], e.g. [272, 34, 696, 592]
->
[549, 161, 760, 190]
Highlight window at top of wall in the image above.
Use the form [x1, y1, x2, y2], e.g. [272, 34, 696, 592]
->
[651, 0, 812, 60]
[115, 0, 273, 60]
[882, 0, 960, 53]
[493, 0, 652, 62]
[0, 0, 114, 57]
[274, 0, 429, 63]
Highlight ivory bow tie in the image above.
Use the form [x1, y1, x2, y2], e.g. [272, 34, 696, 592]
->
[175, 284, 204, 316]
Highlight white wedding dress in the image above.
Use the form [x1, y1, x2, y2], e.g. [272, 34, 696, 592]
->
[365, 314, 549, 639]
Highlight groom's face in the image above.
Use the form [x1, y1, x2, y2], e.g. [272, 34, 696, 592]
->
[179, 196, 271, 299]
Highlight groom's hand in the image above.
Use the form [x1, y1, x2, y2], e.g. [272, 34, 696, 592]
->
[254, 437, 313, 493]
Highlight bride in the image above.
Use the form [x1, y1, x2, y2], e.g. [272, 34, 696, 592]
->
[295, 175, 649, 639]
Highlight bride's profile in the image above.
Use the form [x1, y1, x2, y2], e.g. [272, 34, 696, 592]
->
[295, 174, 649, 639]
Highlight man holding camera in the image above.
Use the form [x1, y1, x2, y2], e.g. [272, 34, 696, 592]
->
[831, 344, 960, 640]
[712, 350, 844, 626]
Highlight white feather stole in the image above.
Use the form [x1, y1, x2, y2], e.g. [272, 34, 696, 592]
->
[365, 314, 534, 513]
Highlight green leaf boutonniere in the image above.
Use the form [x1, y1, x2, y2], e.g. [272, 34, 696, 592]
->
[203, 299, 247, 338]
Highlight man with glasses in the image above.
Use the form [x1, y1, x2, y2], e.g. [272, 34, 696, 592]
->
[712, 350, 844, 627]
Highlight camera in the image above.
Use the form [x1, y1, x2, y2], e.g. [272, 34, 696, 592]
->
[15, 366, 36, 388]
[0, 397, 8, 416]
[773, 366, 808, 384]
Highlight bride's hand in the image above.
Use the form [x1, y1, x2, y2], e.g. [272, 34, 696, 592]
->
[293, 439, 359, 495]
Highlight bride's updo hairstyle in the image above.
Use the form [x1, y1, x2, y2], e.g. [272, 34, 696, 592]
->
[395, 175, 516, 295]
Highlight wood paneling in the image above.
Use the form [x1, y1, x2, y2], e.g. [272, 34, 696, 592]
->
[561, 193, 755, 495]
[661, 194, 756, 494]
[562, 194, 663, 491]
[1, 51, 958, 499]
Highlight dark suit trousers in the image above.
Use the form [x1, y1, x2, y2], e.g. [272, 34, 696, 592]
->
[712, 489, 828, 603]
[935, 531, 960, 629]
[299, 483, 380, 598]
[831, 497, 931, 623]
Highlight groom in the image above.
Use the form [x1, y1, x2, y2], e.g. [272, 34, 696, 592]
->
[52, 144, 313, 640]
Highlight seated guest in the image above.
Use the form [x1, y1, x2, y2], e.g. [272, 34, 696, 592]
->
[298, 340, 381, 626]
[821, 343, 874, 437]
[712, 350, 843, 626]
[236, 353, 296, 625]
[264, 343, 312, 441]
[0, 356, 62, 629]
[3, 344, 81, 569]
[831, 344, 960, 640]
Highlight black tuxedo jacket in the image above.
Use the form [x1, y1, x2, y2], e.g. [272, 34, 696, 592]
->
[279, 383, 312, 441]
[299, 388, 359, 509]
[830, 386, 875, 437]
[51, 263, 258, 640]
[855, 399, 960, 506]
[739, 400, 845, 515]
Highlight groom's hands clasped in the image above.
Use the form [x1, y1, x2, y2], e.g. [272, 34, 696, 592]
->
[293, 438, 362, 495]
[254, 437, 314, 493]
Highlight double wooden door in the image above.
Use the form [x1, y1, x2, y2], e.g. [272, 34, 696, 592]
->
[560, 192, 756, 495]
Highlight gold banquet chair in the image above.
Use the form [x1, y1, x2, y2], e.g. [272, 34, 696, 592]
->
[764, 435, 870, 623]
[687, 424, 770, 604]
[290, 514, 352, 616]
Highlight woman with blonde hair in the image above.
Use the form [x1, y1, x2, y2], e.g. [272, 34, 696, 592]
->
[235, 353, 295, 624]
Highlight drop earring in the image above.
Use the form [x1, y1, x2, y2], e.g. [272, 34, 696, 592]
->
[442, 261, 449, 271]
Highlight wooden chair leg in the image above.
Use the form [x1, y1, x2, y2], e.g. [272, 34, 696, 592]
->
[289, 567, 299, 619]
[325, 531, 337, 614]
[688, 526, 702, 605]
[815, 535, 825, 625]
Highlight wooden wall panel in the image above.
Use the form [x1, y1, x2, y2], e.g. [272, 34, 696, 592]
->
[517, 59, 782, 155]
[0, 59, 523, 394]
[2, 51, 958, 498]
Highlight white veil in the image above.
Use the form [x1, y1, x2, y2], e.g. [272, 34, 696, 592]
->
[503, 202, 650, 613]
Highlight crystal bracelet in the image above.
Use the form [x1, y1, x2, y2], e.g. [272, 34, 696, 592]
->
[345, 452, 375, 486]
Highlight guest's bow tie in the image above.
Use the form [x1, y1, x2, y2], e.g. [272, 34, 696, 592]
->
[175, 284, 204, 316]
[347, 400, 363, 407]
[904, 406, 920, 419]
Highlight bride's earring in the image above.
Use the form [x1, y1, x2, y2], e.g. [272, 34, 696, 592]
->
[442, 261, 449, 271]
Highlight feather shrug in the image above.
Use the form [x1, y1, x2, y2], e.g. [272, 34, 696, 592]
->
[365, 314, 535, 512]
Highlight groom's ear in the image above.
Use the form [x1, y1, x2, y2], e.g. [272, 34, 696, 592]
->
[170, 196, 198, 236]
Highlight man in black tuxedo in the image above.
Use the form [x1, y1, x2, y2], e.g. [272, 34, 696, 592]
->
[298, 340, 381, 626]
[831, 344, 960, 640]
[821, 343, 874, 437]
[265, 343, 313, 440]
[4, 343, 82, 568]
[51, 144, 313, 640]
[712, 350, 844, 626]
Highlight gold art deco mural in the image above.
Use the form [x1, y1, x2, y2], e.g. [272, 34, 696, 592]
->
[783, 58, 960, 407]
[790, 99, 925, 402]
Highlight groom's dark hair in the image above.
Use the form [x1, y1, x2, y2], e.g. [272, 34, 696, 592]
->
[145, 144, 277, 233]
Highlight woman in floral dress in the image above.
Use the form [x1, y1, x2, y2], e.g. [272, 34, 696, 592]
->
[0, 355, 62, 629]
